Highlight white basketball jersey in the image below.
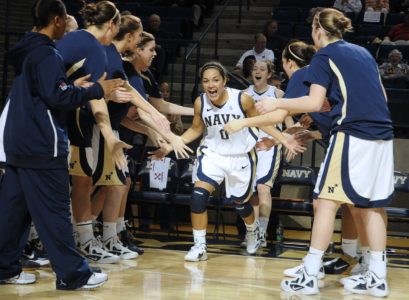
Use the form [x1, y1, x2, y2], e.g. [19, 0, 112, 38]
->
[246, 85, 282, 138]
[201, 88, 258, 155]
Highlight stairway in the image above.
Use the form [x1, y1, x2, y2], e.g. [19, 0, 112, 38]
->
[0, 0, 33, 103]
[168, 0, 279, 105]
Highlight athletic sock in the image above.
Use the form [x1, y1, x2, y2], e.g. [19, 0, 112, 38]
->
[361, 246, 371, 265]
[304, 247, 324, 276]
[342, 238, 358, 258]
[76, 221, 94, 245]
[193, 229, 206, 245]
[369, 251, 387, 279]
[116, 217, 126, 233]
[103, 222, 117, 243]
[245, 220, 258, 232]
[259, 217, 269, 235]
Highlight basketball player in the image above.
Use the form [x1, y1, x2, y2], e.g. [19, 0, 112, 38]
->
[242, 60, 292, 248]
[151, 61, 305, 261]
[226, 8, 394, 297]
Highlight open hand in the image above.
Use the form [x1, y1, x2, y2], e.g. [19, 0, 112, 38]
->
[73, 74, 93, 88]
[255, 98, 278, 114]
[97, 72, 124, 97]
[224, 119, 244, 134]
[108, 87, 133, 103]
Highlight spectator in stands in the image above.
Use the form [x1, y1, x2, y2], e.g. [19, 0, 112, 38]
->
[365, 0, 389, 13]
[235, 33, 275, 71]
[383, 13, 409, 44]
[65, 15, 78, 33]
[263, 20, 288, 67]
[145, 14, 170, 83]
[379, 49, 409, 80]
[333, 0, 363, 14]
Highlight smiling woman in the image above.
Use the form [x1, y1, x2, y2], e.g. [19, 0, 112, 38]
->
[150, 61, 304, 262]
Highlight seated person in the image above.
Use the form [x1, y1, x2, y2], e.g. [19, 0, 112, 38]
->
[378, 49, 409, 82]
[333, 0, 363, 14]
[234, 33, 275, 72]
[383, 13, 409, 45]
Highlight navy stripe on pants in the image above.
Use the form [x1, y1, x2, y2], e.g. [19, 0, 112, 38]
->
[0, 165, 92, 289]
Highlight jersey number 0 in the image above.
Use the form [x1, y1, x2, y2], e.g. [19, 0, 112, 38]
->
[219, 129, 229, 140]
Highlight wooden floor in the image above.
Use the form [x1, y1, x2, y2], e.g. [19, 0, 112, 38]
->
[1, 248, 409, 300]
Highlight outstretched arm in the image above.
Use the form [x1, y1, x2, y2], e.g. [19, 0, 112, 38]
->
[123, 81, 170, 131]
[255, 84, 327, 115]
[149, 97, 204, 160]
[149, 96, 194, 116]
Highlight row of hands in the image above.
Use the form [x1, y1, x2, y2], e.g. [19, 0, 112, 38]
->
[73, 73, 179, 169]
[76, 74, 314, 166]
[149, 98, 313, 162]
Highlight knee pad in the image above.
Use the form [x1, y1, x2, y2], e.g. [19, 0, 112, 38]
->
[190, 187, 210, 213]
[235, 202, 253, 219]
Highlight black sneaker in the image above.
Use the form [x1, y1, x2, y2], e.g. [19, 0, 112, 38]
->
[119, 229, 144, 255]
[324, 254, 358, 275]
[22, 238, 49, 269]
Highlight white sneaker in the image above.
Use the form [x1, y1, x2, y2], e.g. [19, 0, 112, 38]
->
[283, 263, 325, 280]
[246, 222, 262, 254]
[343, 270, 389, 298]
[78, 272, 108, 290]
[0, 272, 36, 284]
[78, 238, 120, 264]
[184, 244, 207, 262]
[281, 266, 319, 295]
[104, 236, 138, 260]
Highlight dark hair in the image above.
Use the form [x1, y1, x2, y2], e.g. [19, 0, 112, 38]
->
[263, 19, 278, 36]
[79, 0, 119, 29]
[313, 7, 353, 39]
[242, 55, 256, 78]
[137, 31, 155, 49]
[200, 61, 228, 80]
[282, 40, 316, 68]
[32, 0, 66, 29]
[114, 15, 142, 41]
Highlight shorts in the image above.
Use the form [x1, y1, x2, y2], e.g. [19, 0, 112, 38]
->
[196, 145, 257, 203]
[255, 144, 282, 188]
[314, 132, 394, 208]
[91, 126, 128, 186]
[68, 145, 93, 177]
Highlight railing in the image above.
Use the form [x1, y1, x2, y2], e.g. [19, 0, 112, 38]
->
[179, 0, 252, 105]
[1, 31, 24, 107]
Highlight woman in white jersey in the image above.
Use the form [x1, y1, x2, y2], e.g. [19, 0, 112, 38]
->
[152, 61, 305, 261]
[242, 60, 293, 248]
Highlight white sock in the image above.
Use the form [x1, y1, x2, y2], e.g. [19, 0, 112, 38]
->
[369, 250, 387, 279]
[245, 219, 258, 232]
[304, 247, 324, 276]
[193, 229, 206, 245]
[259, 217, 269, 234]
[117, 217, 126, 233]
[76, 221, 94, 245]
[103, 222, 117, 242]
[342, 238, 358, 258]
[361, 246, 370, 265]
